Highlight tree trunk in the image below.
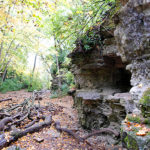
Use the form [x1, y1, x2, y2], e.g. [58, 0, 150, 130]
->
[0, 41, 4, 62]
[56, 55, 61, 93]
[32, 54, 38, 75]
[2, 59, 11, 82]
[0, 39, 14, 72]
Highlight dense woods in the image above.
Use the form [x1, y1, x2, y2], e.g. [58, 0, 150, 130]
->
[0, 0, 116, 94]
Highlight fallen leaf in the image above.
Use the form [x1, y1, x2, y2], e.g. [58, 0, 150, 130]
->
[136, 130, 147, 136]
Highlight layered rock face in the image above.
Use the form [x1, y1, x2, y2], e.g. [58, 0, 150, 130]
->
[115, 0, 150, 101]
[69, 0, 150, 146]
[114, 0, 150, 149]
[68, 24, 133, 140]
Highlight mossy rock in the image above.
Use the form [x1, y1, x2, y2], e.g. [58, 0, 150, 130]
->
[140, 88, 150, 117]
[122, 132, 138, 150]
[126, 114, 150, 125]
[121, 121, 150, 150]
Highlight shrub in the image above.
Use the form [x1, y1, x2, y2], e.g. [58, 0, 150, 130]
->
[27, 77, 43, 92]
[50, 91, 58, 99]
[126, 115, 141, 123]
[61, 83, 69, 95]
[0, 78, 24, 93]
[140, 88, 150, 105]
[65, 72, 74, 85]
[140, 88, 150, 117]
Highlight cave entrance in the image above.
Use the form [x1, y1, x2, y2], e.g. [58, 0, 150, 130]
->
[104, 55, 132, 93]
[114, 67, 132, 92]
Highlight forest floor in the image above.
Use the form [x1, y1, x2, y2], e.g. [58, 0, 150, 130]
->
[0, 90, 120, 150]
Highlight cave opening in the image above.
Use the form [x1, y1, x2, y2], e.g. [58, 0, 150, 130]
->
[114, 67, 132, 92]
[104, 55, 132, 93]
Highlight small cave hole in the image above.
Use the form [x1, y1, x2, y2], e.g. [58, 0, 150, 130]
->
[115, 68, 132, 92]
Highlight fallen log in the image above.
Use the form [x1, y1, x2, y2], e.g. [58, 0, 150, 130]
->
[0, 115, 52, 149]
[0, 98, 12, 103]
[54, 121, 119, 143]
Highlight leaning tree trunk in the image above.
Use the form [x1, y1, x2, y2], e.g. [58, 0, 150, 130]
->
[2, 59, 11, 82]
[56, 55, 62, 93]
[32, 54, 37, 76]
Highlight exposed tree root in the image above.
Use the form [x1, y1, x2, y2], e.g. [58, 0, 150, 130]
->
[0, 117, 13, 131]
[0, 98, 12, 103]
[55, 121, 84, 142]
[54, 121, 119, 143]
[0, 91, 120, 149]
[0, 115, 52, 149]
[0, 91, 53, 149]
[83, 129, 119, 140]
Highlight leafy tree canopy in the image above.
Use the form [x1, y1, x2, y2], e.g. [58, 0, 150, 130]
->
[0, 0, 117, 92]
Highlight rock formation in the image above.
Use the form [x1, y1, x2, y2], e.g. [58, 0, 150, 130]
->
[68, 0, 150, 147]
[114, 0, 150, 149]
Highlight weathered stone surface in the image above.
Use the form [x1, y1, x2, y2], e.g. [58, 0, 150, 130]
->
[74, 90, 134, 130]
[73, 90, 136, 145]
[69, 0, 150, 147]
[68, 4, 133, 145]
[69, 16, 132, 136]
[121, 121, 150, 150]
[114, 0, 150, 100]
[114, 0, 150, 148]
[107, 93, 134, 114]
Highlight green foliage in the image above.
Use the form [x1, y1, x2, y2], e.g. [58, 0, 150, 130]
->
[0, 72, 43, 93]
[127, 114, 150, 125]
[81, 29, 102, 51]
[127, 115, 141, 123]
[50, 83, 70, 99]
[61, 83, 69, 95]
[140, 88, 150, 117]
[140, 88, 150, 105]
[27, 73, 43, 92]
[124, 135, 138, 150]
[143, 118, 150, 125]
[65, 71, 74, 85]
[0, 78, 24, 93]
[50, 64, 57, 75]
[0, 0, 118, 94]
[50, 91, 58, 99]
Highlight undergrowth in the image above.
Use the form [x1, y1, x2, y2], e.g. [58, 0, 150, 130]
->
[0, 75, 43, 93]
[0, 78, 24, 93]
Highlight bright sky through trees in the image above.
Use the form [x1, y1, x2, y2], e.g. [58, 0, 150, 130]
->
[0, 0, 116, 91]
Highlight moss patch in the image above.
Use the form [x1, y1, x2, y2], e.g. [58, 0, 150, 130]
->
[123, 134, 138, 150]
[127, 115, 141, 123]
[140, 88, 150, 105]
[140, 88, 150, 117]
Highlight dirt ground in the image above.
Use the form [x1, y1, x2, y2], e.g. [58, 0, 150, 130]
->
[0, 90, 110, 150]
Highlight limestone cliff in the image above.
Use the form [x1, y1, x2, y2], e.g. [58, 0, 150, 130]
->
[68, 0, 150, 147]
[114, 0, 150, 149]
[115, 0, 150, 106]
